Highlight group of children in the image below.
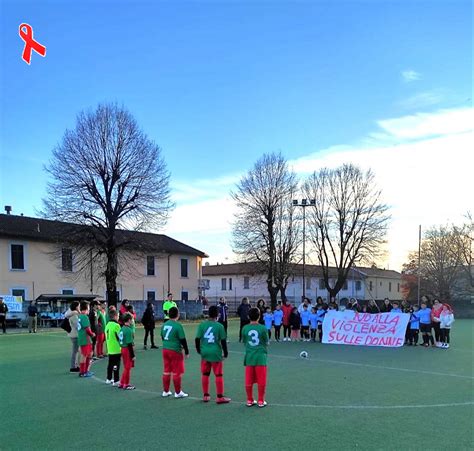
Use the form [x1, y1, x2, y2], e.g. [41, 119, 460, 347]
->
[259, 298, 455, 349]
[73, 301, 270, 407]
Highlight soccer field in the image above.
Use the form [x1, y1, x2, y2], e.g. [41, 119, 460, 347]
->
[1, 320, 473, 450]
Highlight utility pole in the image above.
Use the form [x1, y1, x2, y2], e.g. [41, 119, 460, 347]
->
[292, 199, 316, 300]
[417, 225, 421, 306]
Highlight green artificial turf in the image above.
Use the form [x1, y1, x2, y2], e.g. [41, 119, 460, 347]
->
[1, 320, 473, 450]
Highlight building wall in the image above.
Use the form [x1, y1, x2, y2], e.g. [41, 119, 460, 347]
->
[204, 272, 402, 309]
[0, 238, 202, 301]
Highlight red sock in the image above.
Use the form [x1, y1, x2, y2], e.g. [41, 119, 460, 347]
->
[201, 375, 210, 395]
[245, 385, 254, 402]
[255, 366, 267, 403]
[257, 384, 266, 403]
[162, 374, 171, 392]
[215, 376, 224, 396]
[80, 362, 86, 374]
[173, 375, 182, 393]
[86, 357, 92, 371]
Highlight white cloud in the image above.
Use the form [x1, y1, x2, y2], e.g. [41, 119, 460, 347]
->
[401, 69, 422, 82]
[164, 107, 474, 270]
[397, 91, 443, 109]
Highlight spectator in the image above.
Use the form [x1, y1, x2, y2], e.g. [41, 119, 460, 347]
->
[366, 299, 379, 314]
[431, 298, 443, 345]
[237, 297, 251, 342]
[217, 297, 229, 335]
[0, 297, 8, 334]
[256, 299, 266, 325]
[65, 301, 80, 373]
[162, 293, 177, 322]
[28, 300, 38, 333]
[88, 301, 99, 359]
[281, 299, 293, 341]
[380, 298, 392, 313]
[142, 302, 158, 350]
[119, 299, 130, 324]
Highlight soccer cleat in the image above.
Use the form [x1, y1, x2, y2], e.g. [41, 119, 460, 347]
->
[83, 371, 94, 378]
[203, 394, 211, 402]
[258, 401, 267, 408]
[246, 400, 257, 407]
[175, 391, 189, 399]
[143, 345, 147, 350]
[216, 396, 231, 404]
[445, 343, 450, 348]
[162, 391, 173, 397]
[70, 367, 80, 373]
[105, 379, 113, 385]
[151, 345, 159, 349]
[117, 384, 124, 389]
[112, 381, 120, 386]
[124, 385, 136, 390]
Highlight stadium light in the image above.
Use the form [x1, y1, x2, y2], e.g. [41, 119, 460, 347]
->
[292, 199, 316, 299]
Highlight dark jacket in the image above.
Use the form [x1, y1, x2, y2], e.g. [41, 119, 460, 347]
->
[89, 310, 98, 333]
[380, 304, 392, 313]
[289, 312, 301, 329]
[0, 303, 8, 316]
[28, 305, 38, 317]
[367, 304, 379, 314]
[141, 307, 155, 329]
[237, 303, 250, 321]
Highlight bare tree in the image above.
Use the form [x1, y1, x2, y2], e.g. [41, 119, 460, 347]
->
[453, 212, 473, 288]
[231, 153, 300, 307]
[43, 103, 173, 304]
[304, 164, 390, 300]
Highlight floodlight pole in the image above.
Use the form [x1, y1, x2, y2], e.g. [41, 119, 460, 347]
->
[417, 225, 421, 306]
[293, 199, 316, 300]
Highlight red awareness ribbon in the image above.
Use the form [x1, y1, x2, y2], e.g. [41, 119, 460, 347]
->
[19, 23, 46, 65]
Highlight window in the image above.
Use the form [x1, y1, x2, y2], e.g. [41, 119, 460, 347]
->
[11, 244, 25, 270]
[355, 280, 362, 291]
[147, 256, 155, 276]
[389, 282, 392, 292]
[319, 279, 325, 290]
[181, 291, 188, 301]
[306, 277, 311, 290]
[243, 277, 250, 289]
[180, 258, 188, 278]
[12, 288, 26, 300]
[380, 281, 382, 287]
[229, 278, 233, 291]
[62, 248, 73, 272]
[369, 281, 373, 291]
[147, 290, 156, 301]
[62, 289, 74, 295]
[343, 280, 348, 290]
[397, 283, 400, 292]
[221, 278, 227, 291]
[106, 291, 121, 302]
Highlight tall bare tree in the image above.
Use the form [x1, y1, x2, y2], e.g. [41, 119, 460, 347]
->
[453, 212, 473, 288]
[232, 153, 300, 307]
[304, 164, 389, 300]
[43, 103, 173, 304]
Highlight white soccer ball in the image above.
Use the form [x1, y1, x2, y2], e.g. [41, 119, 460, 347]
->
[300, 351, 309, 359]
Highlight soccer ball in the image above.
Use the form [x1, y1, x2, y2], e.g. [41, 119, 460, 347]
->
[300, 351, 309, 359]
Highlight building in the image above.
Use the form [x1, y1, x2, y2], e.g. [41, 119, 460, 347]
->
[202, 262, 402, 310]
[0, 213, 207, 302]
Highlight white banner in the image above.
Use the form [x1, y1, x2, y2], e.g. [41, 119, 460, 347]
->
[1, 295, 23, 313]
[322, 310, 410, 347]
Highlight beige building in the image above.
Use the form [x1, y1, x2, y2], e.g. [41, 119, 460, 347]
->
[0, 214, 207, 302]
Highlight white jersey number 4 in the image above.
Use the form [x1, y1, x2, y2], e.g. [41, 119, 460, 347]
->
[248, 330, 260, 346]
[163, 325, 173, 340]
[204, 327, 215, 343]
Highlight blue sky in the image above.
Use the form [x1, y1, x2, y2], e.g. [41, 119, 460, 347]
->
[0, 0, 472, 269]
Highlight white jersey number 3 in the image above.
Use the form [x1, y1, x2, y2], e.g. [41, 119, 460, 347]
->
[204, 327, 215, 343]
[248, 330, 260, 346]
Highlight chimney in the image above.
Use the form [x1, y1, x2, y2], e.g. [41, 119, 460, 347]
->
[4, 206, 12, 215]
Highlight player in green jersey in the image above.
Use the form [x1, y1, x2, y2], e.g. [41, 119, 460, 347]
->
[162, 292, 177, 321]
[118, 313, 136, 390]
[242, 307, 269, 408]
[105, 309, 121, 386]
[161, 307, 189, 398]
[195, 305, 230, 404]
[77, 301, 96, 378]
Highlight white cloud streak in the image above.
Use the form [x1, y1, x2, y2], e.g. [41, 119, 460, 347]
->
[401, 69, 422, 82]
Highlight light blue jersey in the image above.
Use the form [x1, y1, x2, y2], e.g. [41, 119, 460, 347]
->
[416, 307, 432, 324]
[309, 313, 318, 329]
[301, 310, 310, 327]
[316, 309, 326, 324]
[263, 312, 273, 330]
[273, 309, 283, 326]
[391, 307, 402, 313]
[410, 313, 420, 329]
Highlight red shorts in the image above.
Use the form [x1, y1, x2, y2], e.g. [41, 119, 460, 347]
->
[80, 344, 92, 357]
[201, 360, 223, 375]
[245, 365, 267, 385]
[162, 349, 184, 375]
[121, 347, 135, 369]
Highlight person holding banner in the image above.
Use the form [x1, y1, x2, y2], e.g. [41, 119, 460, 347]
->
[0, 297, 8, 333]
